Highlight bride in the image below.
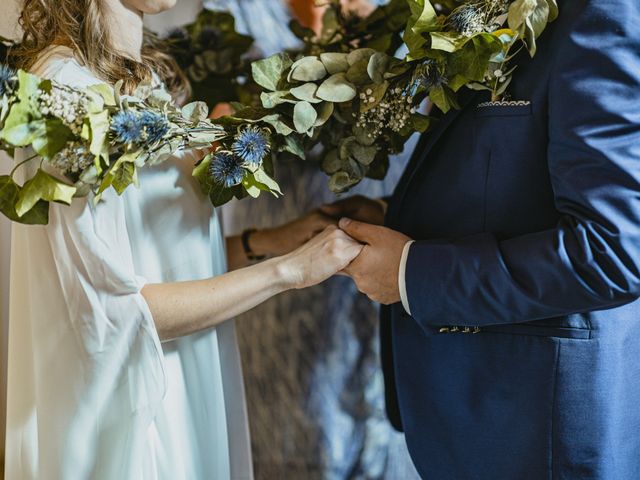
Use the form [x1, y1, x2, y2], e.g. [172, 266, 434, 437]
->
[4, 0, 363, 479]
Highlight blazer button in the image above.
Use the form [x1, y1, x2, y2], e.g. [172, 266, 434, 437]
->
[473, 326, 481, 334]
[462, 327, 471, 333]
[450, 326, 460, 333]
[438, 327, 450, 333]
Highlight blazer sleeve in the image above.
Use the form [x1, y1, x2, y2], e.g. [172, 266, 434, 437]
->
[405, 0, 640, 327]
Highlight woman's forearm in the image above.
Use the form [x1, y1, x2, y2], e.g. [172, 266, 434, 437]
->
[225, 229, 279, 271]
[142, 257, 290, 341]
[144, 225, 363, 342]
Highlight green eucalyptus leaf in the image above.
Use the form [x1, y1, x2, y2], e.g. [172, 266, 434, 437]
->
[290, 83, 321, 103]
[346, 60, 371, 85]
[280, 134, 306, 159]
[242, 174, 262, 198]
[353, 123, 377, 146]
[360, 81, 389, 113]
[316, 73, 357, 103]
[16, 169, 76, 217]
[319, 53, 350, 75]
[88, 110, 110, 159]
[412, 113, 431, 132]
[290, 56, 328, 82]
[147, 89, 173, 109]
[365, 154, 390, 181]
[261, 114, 294, 136]
[321, 149, 342, 174]
[182, 101, 209, 123]
[347, 49, 377, 66]
[507, 0, 538, 32]
[328, 171, 356, 193]
[260, 90, 294, 108]
[340, 137, 378, 166]
[367, 53, 391, 84]
[547, 0, 559, 21]
[314, 102, 334, 127]
[293, 101, 318, 133]
[188, 129, 225, 148]
[251, 53, 293, 91]
[253, 168, 282, 196]
[523, 0, 551, 55]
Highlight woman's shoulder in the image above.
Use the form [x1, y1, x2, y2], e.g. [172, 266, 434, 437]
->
[30, 45, 102, 88]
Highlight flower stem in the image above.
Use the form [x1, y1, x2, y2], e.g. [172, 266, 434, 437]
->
[10, 153, 38, 178]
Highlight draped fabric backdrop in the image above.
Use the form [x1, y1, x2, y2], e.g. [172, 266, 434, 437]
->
[0, 3, 22, 475]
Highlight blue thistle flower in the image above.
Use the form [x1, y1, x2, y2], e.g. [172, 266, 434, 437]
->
[447, 4, 486, 36]
[140, 110, 170, 144]
[111, 110, 144, 145]
[231, 126, 270, 167]
[209, 151, 245, 188]
[0, 64, 16, 96]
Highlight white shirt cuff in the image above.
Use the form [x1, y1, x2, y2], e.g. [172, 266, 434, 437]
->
[399, 240, 415, 315]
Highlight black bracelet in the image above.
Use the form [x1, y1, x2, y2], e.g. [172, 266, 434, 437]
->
[241, 228, 266, 261]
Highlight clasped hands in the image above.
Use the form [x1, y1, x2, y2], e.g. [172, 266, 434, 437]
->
[268, 196, 411, 304]
[320, 195, 411, 305]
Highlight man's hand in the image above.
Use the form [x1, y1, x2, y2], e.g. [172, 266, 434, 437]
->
[339, 217, 411, 305]
[321, 195, 387, 226]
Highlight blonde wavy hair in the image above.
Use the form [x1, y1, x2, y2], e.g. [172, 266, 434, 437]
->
[14, 0, 190, 99]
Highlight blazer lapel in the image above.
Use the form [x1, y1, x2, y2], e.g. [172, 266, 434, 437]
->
[387, 90, 481, 228]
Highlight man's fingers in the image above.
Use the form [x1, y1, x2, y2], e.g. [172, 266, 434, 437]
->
[319, 202, 345, 217]
[338, 217, 376, 243]
[312, 210, 339, 228]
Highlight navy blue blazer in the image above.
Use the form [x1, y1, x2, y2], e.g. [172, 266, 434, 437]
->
[383, 0, 640, 478]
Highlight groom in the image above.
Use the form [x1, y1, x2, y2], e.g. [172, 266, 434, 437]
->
[324, 0, 640, 478]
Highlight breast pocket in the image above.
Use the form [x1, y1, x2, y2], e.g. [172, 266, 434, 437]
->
[473, 101, 557, 236]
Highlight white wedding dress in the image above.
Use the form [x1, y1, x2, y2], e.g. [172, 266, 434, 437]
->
[5, 46, 252, 480]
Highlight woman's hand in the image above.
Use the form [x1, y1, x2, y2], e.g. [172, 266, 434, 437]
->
[250, 210, 337, 258]
[276, 225, 364, 289]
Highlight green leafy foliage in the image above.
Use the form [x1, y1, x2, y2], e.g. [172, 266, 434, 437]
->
[15, 169, 76, 217]
[165, 10, 255, 105]
[0, 175, 49, 224]
[0, 0, 559, 222]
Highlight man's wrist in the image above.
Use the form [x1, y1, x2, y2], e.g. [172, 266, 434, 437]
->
[245, 228, 273, 259]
